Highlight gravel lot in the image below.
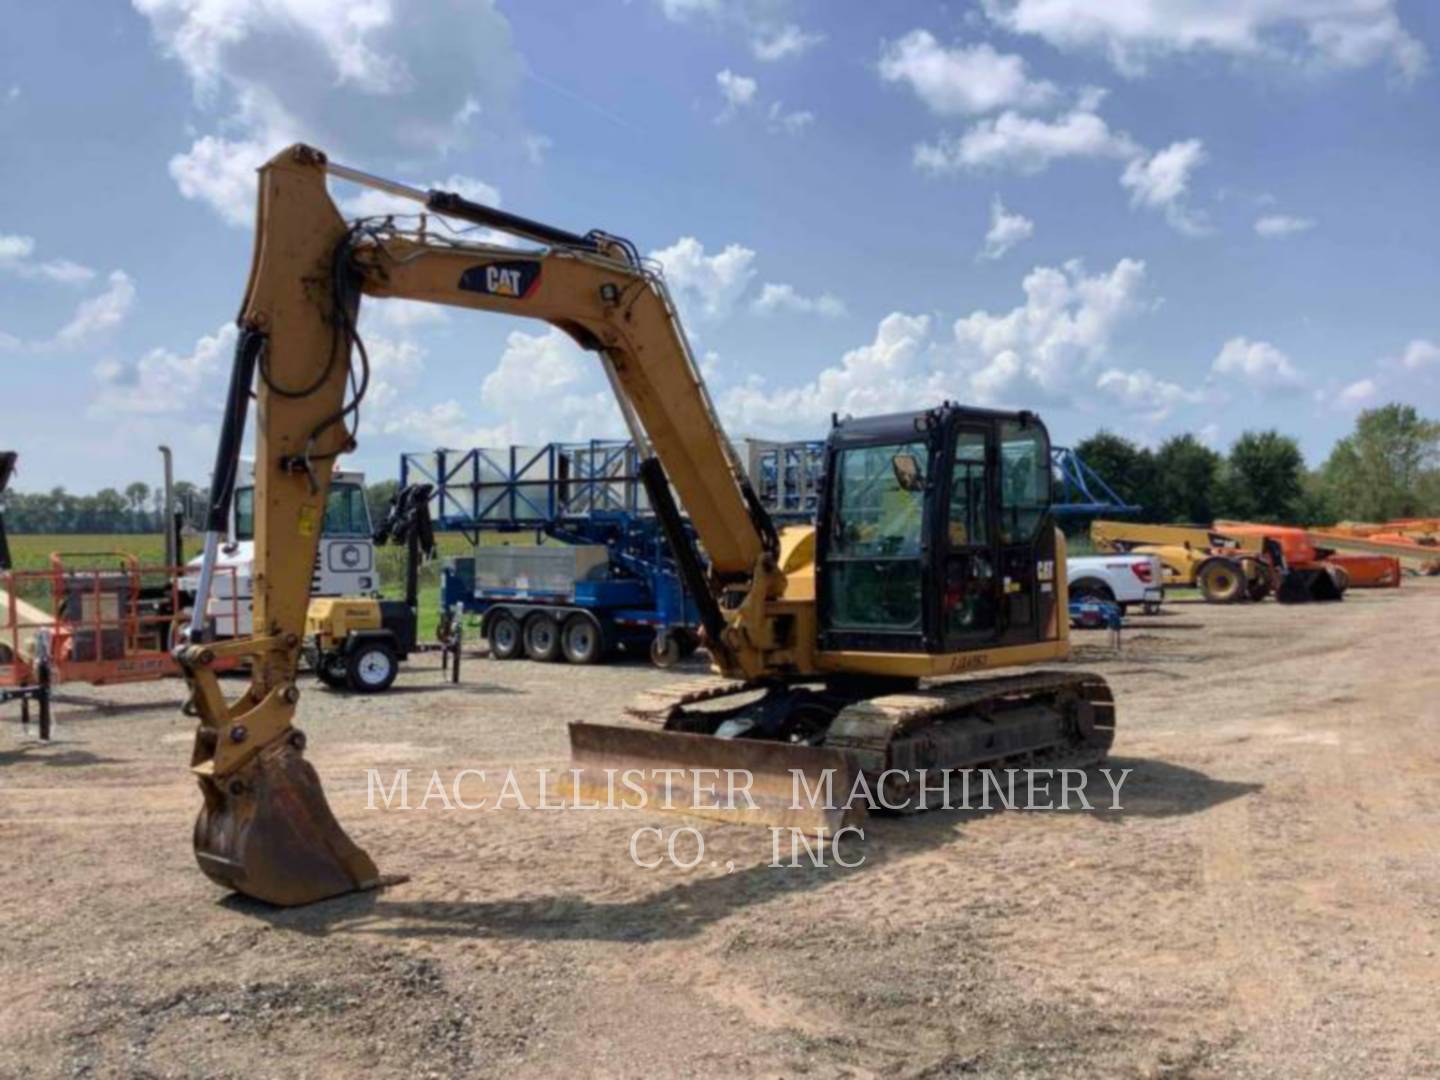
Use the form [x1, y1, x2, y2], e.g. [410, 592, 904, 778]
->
[3, 581, 1439, 1078]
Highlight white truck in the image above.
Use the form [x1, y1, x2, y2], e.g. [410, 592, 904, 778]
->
[181, 465, 377, 638]
[1068, 552, 1164, 615]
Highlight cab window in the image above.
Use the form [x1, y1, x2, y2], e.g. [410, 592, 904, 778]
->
[324, 483, 372, 537]
[231, 482, 371, 540]
[233, 487, 255, 541]
[825, 441, 930, 633]
[831, 442, 929, 558]
[999, 422, 1049, 543]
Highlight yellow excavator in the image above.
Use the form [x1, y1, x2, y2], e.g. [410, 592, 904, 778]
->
[178, 145, 1115, 906]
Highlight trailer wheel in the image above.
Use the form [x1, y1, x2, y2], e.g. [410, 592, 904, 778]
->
[650, 633, 682, 669]
[487, 611, 524, 660]
[346, 640, 398, 693]
[523, 613, 562, 662]
[672, 628, 700, 659]
[1197, 557, 1246, 604]
[561, 613, 605, 665]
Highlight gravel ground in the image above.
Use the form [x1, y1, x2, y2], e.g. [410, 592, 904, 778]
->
[3, 581, 1439, 1078]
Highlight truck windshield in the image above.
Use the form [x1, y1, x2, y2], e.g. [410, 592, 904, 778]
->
[232, 482, 370, 541]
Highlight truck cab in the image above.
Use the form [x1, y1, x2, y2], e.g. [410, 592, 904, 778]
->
[182, 465, 375, 638]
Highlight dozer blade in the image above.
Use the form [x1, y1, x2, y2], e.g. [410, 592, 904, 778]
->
[569, 722, 866, 836]
[194, 736, 382, 907]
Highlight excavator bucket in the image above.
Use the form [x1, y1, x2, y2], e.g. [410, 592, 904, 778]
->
[193, 738, 383, 907]
[569, 722, 866, 836]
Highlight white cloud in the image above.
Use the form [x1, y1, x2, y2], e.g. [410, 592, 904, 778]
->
[716, 68, 759, 119]
[649, 236, 757, 320]
[0, 233, 96, 285]
[982, 0, 1426, 81]
[1255, 213, 1316, 237]
[953, 257, 1149, 405]
[915, 106, 1138, 175]
[751, 283, 846, 318]
[135, 0, 521, 226]
[1398, 339, 1439, 370]
[979, 196, 1034, 260]
[1211, 336, 1306, 393]
[92, 322, 233, 415]
[381, 327, 620, 449]
[1095, 366, 1202, 420]
[752, 23, 822, 61]
[724, 257, 1152, 436]
[1120, 138, 1209, 234]
[1335, 377, 1380, 408]
[55, 271, 136, 347]
[879, 30, 1057, 116]
[766, 101, 815, 134]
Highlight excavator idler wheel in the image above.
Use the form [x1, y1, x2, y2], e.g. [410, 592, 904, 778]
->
[193, 734, 384, 907]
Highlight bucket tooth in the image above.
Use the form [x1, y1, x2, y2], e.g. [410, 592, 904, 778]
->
[569, 722, 865, 837]
[193, 735, 381, 907]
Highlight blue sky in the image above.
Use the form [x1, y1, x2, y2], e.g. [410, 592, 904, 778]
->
[3, 0, 1438, 492]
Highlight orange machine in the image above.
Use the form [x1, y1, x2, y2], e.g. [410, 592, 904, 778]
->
[1213, 522, 1401, 589]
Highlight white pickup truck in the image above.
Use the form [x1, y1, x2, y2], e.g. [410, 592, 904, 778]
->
[1068, 552, 1164, 615]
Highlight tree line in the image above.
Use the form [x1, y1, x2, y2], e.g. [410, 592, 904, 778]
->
[1073, 404, 1440, 526]
[3, 403, 1437, 534]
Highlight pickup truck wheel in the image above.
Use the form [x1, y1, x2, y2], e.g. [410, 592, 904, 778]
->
[1142, 601, 1162, 616]
[487, 611, 523, 660]
[1069, 578, 1115, 604]
[523, 613, 562, 663]
[560, 613, 605, 665]
[346, 641, 398, 693]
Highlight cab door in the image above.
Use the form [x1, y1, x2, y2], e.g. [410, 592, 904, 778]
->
[818, 438, 932, 653]
[941, 425, 1000, 648]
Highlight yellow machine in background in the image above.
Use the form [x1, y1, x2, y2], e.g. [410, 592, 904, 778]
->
[1090, 520, 1270, 602]
[177, 146, 1116, 906]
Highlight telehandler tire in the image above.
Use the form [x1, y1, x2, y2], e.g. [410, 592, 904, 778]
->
[1197, 557, 1246, 604]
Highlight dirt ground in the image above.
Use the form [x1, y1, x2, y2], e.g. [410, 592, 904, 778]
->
[3, 581, 1439, 1079]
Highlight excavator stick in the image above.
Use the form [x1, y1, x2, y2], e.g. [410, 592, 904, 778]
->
[194, 735, 381, 907]
[569, 722, 865, 836]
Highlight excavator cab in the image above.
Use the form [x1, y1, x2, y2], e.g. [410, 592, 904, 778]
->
[816, 405, 1058, 657]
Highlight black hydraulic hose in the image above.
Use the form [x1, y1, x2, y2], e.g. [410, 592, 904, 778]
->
[204, 327, 264, 533]
[638, 457, 727, 649]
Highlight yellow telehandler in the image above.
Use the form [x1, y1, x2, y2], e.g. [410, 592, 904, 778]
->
[177, 146, 1116, 906]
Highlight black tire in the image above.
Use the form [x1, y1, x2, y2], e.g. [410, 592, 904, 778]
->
[560, 613, 605, 665]
[1197, 558, 1246, 604]
[487, 610, 523, 660]
[317, 652, 348, 689]
[650, 634, 682, 669]
[1142, 601, 1162, 616]
[1069, 578, 1115, 604]
[673, 628, 700, 659]
[523, 612, 562, 663]
[345, 640, 398, 693]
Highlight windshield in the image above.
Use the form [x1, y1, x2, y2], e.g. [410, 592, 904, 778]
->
[232, 481, 370, 541]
